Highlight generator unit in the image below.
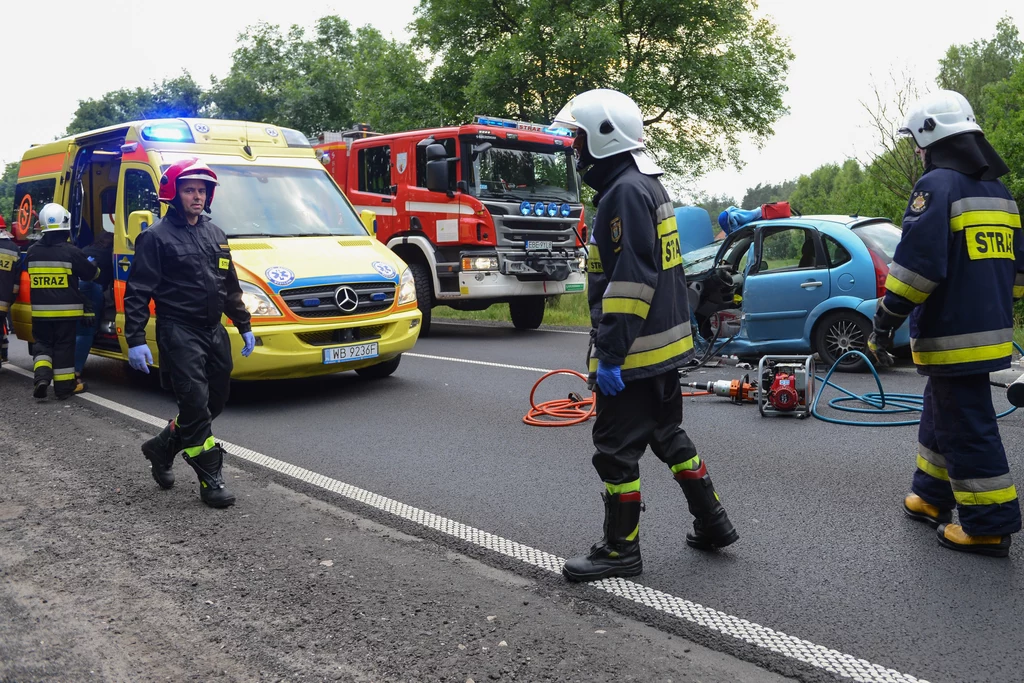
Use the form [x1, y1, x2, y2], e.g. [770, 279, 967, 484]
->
[758, 355, 815, 418]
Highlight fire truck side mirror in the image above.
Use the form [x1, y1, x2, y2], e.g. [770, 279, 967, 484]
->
[425, 144, 450, 195]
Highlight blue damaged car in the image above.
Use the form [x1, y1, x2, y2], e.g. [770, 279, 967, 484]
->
[682, 215, 912, 372]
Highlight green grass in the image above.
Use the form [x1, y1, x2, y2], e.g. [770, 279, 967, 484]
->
[434, 292, 591, 327]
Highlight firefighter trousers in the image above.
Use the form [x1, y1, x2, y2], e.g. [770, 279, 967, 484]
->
[913, 374, 1021, 536]
[592, 369, 705, 490]
[157, 322, 233, 455]
[32, 318, 78, 397]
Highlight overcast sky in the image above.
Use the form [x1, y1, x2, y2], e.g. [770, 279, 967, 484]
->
[1, 1, 1021, 203]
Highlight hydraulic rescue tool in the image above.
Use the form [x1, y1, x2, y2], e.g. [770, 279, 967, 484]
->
[758, 355, 815, 419]
[684, 375, 757, 404]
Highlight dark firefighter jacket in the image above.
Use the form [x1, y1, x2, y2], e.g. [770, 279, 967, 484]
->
[584, 155, 695, 383]
[124, 208, 251, 348]
[879, 168, 1023, 376]
[0, 236, 19, 313]
[25, 233, 100, 319]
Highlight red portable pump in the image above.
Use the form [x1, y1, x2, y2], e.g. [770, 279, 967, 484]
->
[758, 355, 815, 418]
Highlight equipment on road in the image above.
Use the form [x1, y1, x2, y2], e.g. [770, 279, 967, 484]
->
[758, 355, 815, 419]
[684, 375, 756, 405]
[1004, 371, 1024, 407]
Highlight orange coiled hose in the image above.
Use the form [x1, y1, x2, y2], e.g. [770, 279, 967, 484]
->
[523, 369, 713, 427]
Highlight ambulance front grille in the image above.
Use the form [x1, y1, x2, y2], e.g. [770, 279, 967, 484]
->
[280, 282, 396, 318]
[297, 325, 387, 346]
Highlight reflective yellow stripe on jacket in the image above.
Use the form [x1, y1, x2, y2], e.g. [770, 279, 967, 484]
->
[603, 281, 654, 319]
[885, 262, 938, 304]
[589, 322, 694, 372]
[911, 328, 1014, 366]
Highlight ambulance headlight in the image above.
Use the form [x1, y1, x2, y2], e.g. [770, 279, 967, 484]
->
[398, 268, 417, 305]
[240, 281, 282, 316]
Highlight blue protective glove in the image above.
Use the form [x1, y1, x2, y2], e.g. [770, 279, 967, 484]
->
[596, 360, 625, 396]
[241, 331, 256, 357]
[127, 344, 153, 374]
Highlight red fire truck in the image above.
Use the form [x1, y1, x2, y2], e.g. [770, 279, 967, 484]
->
[315, 116, 587, 335]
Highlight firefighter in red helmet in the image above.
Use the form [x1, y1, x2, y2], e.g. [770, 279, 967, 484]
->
[123, 157, 255, 508]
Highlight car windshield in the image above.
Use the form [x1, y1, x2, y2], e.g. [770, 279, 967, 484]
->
[174, 165, 368, 238]
[469, 144, 577, 203]
[682, 242, 723, 275]
[852, 221, 902, 262]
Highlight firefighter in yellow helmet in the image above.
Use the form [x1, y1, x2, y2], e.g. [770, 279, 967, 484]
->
[25, 203, 100, 398]
[552, 89, 738, 582]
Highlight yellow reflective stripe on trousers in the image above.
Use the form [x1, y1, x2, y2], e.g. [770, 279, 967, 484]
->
[33, 359, 53, 370]
[670, 456, 701, 474]
[603, 297, 650, 319]
[952, 473, 1017, 506]
[916, 454, 949, 481]
[183, 436, 217, 458]
[54, 371, 76, 381]
[605, 479, 640, 495]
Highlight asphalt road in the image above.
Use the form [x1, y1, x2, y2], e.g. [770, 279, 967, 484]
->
[8, 319, 1024, 683]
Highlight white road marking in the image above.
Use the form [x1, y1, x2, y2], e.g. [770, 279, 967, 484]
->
[406, 352, 552, 374]
[434, 320, 591, 335]
[3, 362, 928, 683]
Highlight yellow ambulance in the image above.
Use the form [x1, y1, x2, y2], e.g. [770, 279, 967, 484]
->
[9, 118, 421, 380]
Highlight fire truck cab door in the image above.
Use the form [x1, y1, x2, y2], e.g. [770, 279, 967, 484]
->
[398, 136, 461, 244]
[347, 141, 396, 236]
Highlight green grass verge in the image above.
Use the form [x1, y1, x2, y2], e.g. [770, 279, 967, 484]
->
[434, 292, 591, 327]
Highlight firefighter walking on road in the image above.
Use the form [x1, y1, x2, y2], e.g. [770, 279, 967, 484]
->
[26, 204, 99, 399]
[123, 157, 255, 509]
[0, 216, 19, 366]
[868, 90, 1023, 557]
[552, 89, 738, 582]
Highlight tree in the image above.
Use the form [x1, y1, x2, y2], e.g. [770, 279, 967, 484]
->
[0, 162, 18, 225]
[858, 69, 925, 206]
[412, 0, 794, 180]
[937, 15, 1024, 124]
[983, 61, 1024, 204]
[67, 73, 207, 135]
[211, 17, 438, 137]
[741, 180, 796, 210]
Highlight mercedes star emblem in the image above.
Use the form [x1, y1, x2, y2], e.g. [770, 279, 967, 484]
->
[334, 286, 360, 313]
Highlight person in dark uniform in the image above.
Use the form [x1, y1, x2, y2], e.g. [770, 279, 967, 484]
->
[74, 230, 114, 390]
[869, 89, 1023, 557]
[25, 204, 100, 399]
[123, 157, 255, 508]
[0, 216, 19, 365]
[552, 89, 738, 582]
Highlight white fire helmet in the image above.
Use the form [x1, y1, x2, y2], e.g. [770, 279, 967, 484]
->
[898, 89, 982, 149]
[38, 203, 71, 232]
[552, 88, 663, 175]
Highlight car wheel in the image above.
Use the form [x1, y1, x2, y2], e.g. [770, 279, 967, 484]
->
[813, 310, 871, 372]
[355, 355, 402, 379]
[510, 296, 545, 330]
[409, 263, 433, 337]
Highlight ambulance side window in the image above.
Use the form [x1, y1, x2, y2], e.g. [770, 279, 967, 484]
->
[357, 145, 392, 195]
[123, 170, 159, 217]
[11, 178, 56, 238]
[416, 138, 457, 190]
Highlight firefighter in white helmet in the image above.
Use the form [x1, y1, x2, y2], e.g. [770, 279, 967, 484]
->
[552, 89, 738, 582]
[868, 89, 1023, 557]
[25, 203, 100, 398]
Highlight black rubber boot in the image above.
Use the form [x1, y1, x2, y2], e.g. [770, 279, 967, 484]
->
[33, 381, 48, 399]
[183, 444, 236, 508]
[677, 464, 739, 550]
[562, 492, 643, 582]
[141, 420, 179, 490]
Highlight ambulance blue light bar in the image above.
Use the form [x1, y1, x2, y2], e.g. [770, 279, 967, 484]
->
[140, 122, 194, 143]
[473, 115, 573, 136]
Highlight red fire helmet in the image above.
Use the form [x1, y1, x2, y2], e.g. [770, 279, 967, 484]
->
[158, 157, 219, 210]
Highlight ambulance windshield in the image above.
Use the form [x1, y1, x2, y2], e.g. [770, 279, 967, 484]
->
[200, 165, 368, 238]
[470, 144, 577, 204]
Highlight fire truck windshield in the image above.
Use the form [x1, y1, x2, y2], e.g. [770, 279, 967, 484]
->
[187, 165, 369, 238]
[469, 144, 577, 204]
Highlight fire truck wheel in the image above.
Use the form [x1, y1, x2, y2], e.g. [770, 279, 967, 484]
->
[355, 355, 402, 379]
[409, 263, 434, 337]
[813, 310, 870, 373]
[510, 296, 546, 330]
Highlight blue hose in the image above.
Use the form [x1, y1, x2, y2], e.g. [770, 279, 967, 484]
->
[810, 345, 1022, 427]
